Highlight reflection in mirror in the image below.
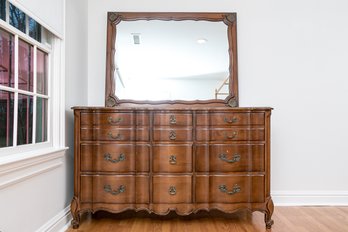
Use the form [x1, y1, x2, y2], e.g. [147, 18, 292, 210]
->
[115, 20, 229, 101]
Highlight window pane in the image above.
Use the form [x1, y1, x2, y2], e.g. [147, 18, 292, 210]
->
[18, 39, 33, 92]
[17, 94, 33, 145]
[29, 18, 41, 42]
[0, 28, 14, 87]
[9, 4, 26, 33]
[0, 90, 14, 148]
[37, 49, 48, 94]
[0, 0, 5, 21]
[36, 97, 47, 143]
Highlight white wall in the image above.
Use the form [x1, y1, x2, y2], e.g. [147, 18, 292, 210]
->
[65, 0, 89, 225]
[86, 0, 348, 205]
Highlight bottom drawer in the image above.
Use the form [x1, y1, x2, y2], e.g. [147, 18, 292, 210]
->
[195, 175, 265, 203]
[153, 175, 192, 203]
[80, 175, 149, 203]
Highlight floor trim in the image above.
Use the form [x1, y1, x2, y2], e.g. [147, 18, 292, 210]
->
[36, 205, 72, 232]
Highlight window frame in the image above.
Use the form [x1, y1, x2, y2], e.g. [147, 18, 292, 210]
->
[0, 14, 52, 154]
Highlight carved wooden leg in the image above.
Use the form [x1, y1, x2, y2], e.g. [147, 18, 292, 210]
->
[70, 197, 80, 229]
[265, 197, 274, 229]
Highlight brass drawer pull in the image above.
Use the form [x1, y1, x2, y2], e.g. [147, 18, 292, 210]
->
[104, 153, 125, 163]
[224, 131, 237, 139]
[219, 153, 241, 163]
[107, 116, 123, 125]
[169, 115, 177, 124]
[219, 184, 241, 195]
[104, 184, 125, 195]
[169, 130, 176, 140]
[224, 116, 238, 124]
[168, 186, 176, 195]
[108, 132, 123, 140]
[169, 155, 177, 165]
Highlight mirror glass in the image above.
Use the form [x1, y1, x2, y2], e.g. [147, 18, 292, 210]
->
[115, 20, 229, 101]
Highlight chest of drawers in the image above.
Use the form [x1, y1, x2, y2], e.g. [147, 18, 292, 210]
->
[70, 107, 273, 228]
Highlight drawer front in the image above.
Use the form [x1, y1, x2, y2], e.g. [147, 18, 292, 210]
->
[195, 175, 265, 203]
[153, 145, 192, 173]
[153, 128, 192, 141]
[80, 128, 149, 141]
[154, 113, 192, 126]
[81, 113, 149, 126]
[80, 175, 149, 203]
[80, 144, 150, 172]
[196, 128, 264, 141]
[196, 113, 264, 126]
[195, 144, 264, 172]
[152, 175, 192, 203]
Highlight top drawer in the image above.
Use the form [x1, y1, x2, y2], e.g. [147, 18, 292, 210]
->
[154, 113, 192, 126]
[196, 113, 264, 126]
[81, 113, 149, 126]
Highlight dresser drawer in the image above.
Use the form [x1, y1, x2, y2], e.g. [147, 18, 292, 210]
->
[81, 113, 149, 126]
[196, 112, 264, 126]
[196, 144, 264, 172]
[80, 127, 149, 141]
[195, 175, 265, 203]
[80, 175, 149, 203]
[196, 128, 264, 141]
[153, 145, 192, 173]
[80, 144, 150, 172]
[153, 128, 192, 141]
[152, 175, 192, 203]
[153, 113, 192, 126]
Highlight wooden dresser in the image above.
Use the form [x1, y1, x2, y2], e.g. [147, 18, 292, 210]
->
[70, 106, 274, 228]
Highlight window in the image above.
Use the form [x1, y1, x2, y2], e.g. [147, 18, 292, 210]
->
[29, 17, 41, 42]
[0, 0, 5, 21]
[9, 3, 26, 33]
[0, 2, 50, 149]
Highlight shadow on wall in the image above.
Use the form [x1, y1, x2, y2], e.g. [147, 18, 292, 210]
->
[65, 109, 75, 205]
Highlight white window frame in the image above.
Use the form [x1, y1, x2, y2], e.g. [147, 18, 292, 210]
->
[0, 1, 63, 159]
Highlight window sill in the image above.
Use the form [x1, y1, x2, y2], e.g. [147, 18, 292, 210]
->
[0, 146, 69, 172]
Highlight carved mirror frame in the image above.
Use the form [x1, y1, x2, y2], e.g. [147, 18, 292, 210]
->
[105, 12, 238, 107]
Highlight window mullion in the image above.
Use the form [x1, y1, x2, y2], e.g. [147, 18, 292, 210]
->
[13, 34, 19, 147]
[33, 45, 37, 144]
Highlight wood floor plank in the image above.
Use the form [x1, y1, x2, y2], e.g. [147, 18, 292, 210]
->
[66, 207, 348, 232]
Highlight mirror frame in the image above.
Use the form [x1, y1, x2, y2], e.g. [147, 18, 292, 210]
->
[105, 12, 238, 107]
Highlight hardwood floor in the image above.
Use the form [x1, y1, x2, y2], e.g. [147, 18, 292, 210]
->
[66, 207, 348, 232]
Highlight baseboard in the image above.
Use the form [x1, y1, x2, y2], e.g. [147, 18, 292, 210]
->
[272, 191, 348, 206]
[36, 206, 72, 232]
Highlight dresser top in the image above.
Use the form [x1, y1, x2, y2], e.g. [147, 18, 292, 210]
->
[72, 106, 273, 112]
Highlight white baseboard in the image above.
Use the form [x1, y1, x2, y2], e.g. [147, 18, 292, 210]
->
[32, 191, 348, 232]
[272, 191, 348, 206]
[36, 206, 72, 232]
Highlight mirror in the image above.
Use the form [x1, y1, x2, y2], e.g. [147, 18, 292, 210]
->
[105, 13, 238, 107]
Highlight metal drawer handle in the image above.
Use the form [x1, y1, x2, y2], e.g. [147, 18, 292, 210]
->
[104, 184, 125, 195]
[224, 131, 237, 139]
[169, 155, 177, 165]
[108, 132, 123, 140]
[169, 130, 176, 140]
[104, 153, 125, 163]
[107, 116, 123, 125]
[169, 115, 177, 124]
[219, 153, 241, 163]
[219, 184, 241, 195]
[224, 117, 238, 124]
[168, 186, 176, 195]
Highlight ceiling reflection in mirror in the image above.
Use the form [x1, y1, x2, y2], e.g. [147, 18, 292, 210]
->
[115, 20, 229, 101]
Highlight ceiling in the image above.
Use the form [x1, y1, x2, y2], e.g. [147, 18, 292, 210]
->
[115, 20, 230, 82]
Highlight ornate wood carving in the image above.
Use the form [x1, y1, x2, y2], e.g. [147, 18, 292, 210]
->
[71, 107, 273, 228]
[105, 12, 239, 107]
